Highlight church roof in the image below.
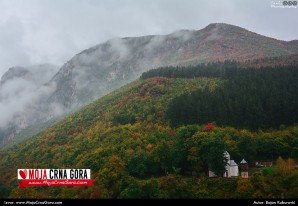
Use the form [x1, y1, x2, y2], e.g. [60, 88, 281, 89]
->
[229, 160, 238, 166]
[240, 159, 247, 164]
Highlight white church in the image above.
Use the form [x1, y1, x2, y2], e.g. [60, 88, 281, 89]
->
[209, 151, 239, 178]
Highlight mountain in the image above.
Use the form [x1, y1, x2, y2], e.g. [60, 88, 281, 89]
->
[1, 23, 298, 148]
[0, 64, 58, 147]
[47, 23, 298, 109]
[0, 64, 57, 88]
[0, 67, 33, 87]
[0, 64, 297, 198]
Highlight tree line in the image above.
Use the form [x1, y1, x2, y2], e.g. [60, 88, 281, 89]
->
[154, 63, 298, 130]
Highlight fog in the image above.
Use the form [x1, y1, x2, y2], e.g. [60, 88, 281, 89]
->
[0, 0, 297, 144]
[0, 0, 297, 77]
[0, 65, 57, 128]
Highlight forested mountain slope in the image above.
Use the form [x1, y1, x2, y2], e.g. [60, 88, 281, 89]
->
[2, 23, 298, 148]
[0, 63, 297, 198]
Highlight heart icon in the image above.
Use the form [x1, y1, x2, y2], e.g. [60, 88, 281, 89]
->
[19, 169, 27, 179]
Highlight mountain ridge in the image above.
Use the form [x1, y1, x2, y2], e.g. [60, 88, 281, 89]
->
[48, 23, 298, 108]
[1, 23, 298, 148]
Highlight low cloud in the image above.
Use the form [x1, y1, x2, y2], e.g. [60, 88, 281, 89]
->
[0, 0, 297, 144]
[0, 0, 297, 77]
[0, 65, 58, 128]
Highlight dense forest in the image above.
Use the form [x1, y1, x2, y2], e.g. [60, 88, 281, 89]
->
[142, 62, 298, 130]
[0, 62, 297, 199]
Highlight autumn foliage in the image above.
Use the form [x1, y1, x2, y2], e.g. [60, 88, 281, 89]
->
[0, 63, 297, 199]
[203, 123, 215, 131]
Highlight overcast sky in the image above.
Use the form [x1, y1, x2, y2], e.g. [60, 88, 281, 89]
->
[0, 0, 297, 76]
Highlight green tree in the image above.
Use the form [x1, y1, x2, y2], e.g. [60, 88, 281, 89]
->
[186, 130, 228, 176]
[127, 151, 148, 178]
[276, 156, 286, 174]
[235, 179, 254, 198]
[207, 137, 229, 176]
[172, 125, 199, 174]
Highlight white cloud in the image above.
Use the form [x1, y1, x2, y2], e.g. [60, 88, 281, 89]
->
[0, 0, 297, 78]
[0, 64, 58, 128]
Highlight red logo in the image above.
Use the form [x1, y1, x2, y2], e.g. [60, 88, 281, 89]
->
[19, 169, 27, 179]
[17, 169, 94, 188]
